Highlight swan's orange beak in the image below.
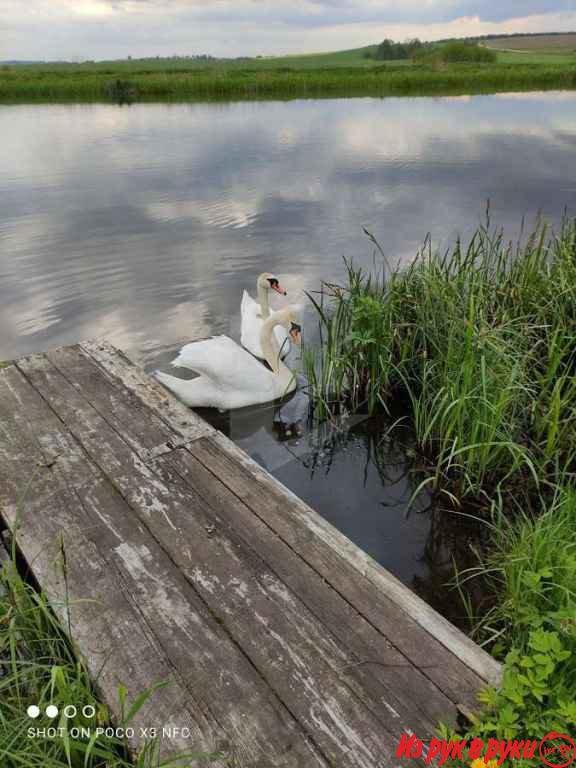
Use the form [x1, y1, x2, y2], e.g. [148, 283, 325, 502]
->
[272, 282, 287, 296]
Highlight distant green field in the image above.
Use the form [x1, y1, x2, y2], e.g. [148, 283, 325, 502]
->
[495, 50, 576, 65]
[4, 45, 385, 74]
[1, 38, 575, 103]
[486, 33, 576, 67]
[3, 38, 574, 75]
[485, 33, 576, 54]
[246, 46, 384, 69]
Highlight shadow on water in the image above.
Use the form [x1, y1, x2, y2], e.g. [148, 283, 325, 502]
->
[197, 383, 489, 632]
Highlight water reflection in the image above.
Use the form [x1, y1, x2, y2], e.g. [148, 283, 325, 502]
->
[0, 93, 575, 363]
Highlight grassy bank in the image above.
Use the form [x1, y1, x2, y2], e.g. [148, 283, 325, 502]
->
[304, 216, 576, 752]
[1, 61, 575, 102]
[0, 550, 204, 767]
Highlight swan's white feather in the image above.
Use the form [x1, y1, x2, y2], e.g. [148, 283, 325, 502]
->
[154, 334, 297, 410]
[240, 289, 290, 359]
[171, 335, 261, 386]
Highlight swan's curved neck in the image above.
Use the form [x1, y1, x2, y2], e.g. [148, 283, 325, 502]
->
[260, 315, 293, 385]
[257, 282, 271, 318]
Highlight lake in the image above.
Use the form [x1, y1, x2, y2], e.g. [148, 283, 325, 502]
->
[1, 92, 575, 623]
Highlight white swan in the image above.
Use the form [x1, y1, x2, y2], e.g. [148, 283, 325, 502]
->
[154, 307, 302, 410]
[241, 272, 290, 360]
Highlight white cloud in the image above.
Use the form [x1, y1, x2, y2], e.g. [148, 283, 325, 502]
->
[0, 0, 575, 61]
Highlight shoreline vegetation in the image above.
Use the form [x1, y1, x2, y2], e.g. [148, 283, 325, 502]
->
[1, 63, 575, 103]
[2, 35, 574, 103]
[1, 38, 575, 103]
[304, 215, 576, 754]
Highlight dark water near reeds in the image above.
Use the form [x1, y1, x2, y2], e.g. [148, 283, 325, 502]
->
[1, 92, 575, 624]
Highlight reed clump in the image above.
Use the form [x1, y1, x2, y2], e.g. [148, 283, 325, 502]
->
[104, 79, 139, 103]
[304, 217, 576, 500]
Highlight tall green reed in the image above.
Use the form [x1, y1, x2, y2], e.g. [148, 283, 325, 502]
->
[305, 218, 576, 499]
[2, 62, 576, 103]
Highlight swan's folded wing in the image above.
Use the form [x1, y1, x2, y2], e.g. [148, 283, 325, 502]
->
[171, 335, 263, 389]
[241, 289, 264, 356]
[241, 289, 260, 318]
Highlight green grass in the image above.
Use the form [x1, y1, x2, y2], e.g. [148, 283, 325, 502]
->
[304, 216, 576, 500]
[450, 487, 576, 752]
[1, 56, 575, 102]
[0, 552, 211, 767]
[496, 51, 576, 66]
[232, 46, 382, 69]
[484, 32, 576, 65]
[473, 486, 576, 652]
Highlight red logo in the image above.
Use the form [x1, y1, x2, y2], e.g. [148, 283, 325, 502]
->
[540, 732, 576, 768]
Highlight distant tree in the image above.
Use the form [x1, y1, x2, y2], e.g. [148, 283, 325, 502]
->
[372, 38, 425, 61]
[438, 41, 496, 63]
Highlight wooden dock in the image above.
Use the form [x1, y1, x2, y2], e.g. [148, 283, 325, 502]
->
[0, 341, 500, 767]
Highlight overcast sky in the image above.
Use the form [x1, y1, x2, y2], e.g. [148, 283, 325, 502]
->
[1, 1, 575, 61]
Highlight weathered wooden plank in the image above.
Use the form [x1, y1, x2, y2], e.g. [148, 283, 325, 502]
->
[46, 344, 180, 458]
[78, 343, 499, 691]
[41, 345, 458, 733]
[189, 433, 501, 698]
[80, 339, 213, 448]
[0, 364, 326, 768]
[16, 352, 418, 768]
[0, 367, 220, 764]
[156, 445, 458, 734]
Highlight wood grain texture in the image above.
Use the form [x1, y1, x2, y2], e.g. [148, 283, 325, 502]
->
[0, 342, 502, 768]
[0, 365, 222, 764]
[80, 339, 214, 448]
[156, 445, 457, 734]
[2, 362, 325, 768]
[193, 432, 501, 691]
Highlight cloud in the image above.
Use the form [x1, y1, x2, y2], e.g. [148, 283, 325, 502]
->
[1, 0, 575, 60]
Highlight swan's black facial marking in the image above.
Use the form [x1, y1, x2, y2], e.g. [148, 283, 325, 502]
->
[268, 277, 287, 296]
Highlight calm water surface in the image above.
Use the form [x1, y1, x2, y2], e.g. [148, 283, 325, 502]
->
[2, 92, 575, 620]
